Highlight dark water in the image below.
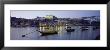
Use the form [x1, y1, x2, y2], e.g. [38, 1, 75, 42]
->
[10, 26, 100, 40]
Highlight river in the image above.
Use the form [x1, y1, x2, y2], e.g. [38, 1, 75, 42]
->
[10, 26, 100, 40]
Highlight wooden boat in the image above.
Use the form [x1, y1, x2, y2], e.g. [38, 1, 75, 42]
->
[36, 30, 58, 36]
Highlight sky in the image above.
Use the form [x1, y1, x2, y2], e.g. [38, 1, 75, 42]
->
[11, 10, 100, 19]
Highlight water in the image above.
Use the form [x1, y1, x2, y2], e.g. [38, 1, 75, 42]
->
[10, 26, 100, 40]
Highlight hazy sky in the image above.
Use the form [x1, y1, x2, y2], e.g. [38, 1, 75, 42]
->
[11, 10, 100, 19]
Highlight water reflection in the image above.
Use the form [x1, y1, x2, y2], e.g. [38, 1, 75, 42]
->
[10, 26, 100, 40]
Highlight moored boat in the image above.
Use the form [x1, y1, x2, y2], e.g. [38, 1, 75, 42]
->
[66, 26, 75, 32]
[36, 28, 58, 36]
[39, 31, 58, 36]
[81, 26, 89, 31]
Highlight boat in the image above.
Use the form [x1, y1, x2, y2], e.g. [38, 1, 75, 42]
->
[40, 31, 58, 36]
[36, 29, 58, 36]
[81, 26, 89, 31]
[66, 26, 75, 32]
[66, 29, 75, 32]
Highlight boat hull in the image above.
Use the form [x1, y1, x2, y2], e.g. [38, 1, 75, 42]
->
[36, 30, 58, 36]
[66, 29, 75, 32]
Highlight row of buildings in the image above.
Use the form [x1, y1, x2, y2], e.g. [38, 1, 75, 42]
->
[11, 15, 100, 27]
